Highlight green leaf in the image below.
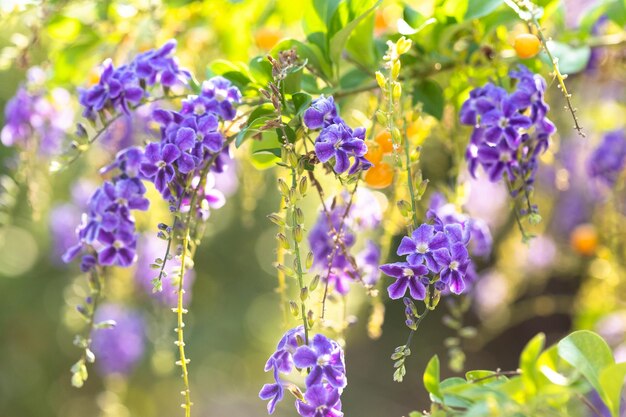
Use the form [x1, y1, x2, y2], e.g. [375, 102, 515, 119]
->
[328, 0, 381, 77]
[557, 330, 614, 401]
[236, 115, 275, 147]
[519, 333, 545, 394]
[465, 370, 498, 385]
[599, 362, 626, 417]
[412, 80, 444, 120]
[542, 41, 591, 75]
[250, 132, 282, 169]
[424, 355, 442, 400]
[292, 92, 312, 115]
[46, 16, 83, 42]
[249, 56, 273, 86]
[464, 0, 503, 20]
[345, 5, 378, 68]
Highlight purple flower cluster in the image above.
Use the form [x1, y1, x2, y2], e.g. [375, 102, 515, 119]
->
[1, 68, 74, 155]
[587, 129, 626, 186]
[62, 77, 239, 272]
[91, 303, 145, 376]
[139, 76, 240, 216]
[462, 65, 556, 196]
[260, 327, 346, 417]
[78, 40, 190, 121]
[304, 96, 372, 175]
[380, 204, 478, 298]
[308, 189, 382, 294]
[63, 148, 149, 270]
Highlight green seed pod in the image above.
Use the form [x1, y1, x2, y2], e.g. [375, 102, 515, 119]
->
[274, 262, 295, 277]
[294, 207, 304, 225]
[376, 110, 388, 125]
[267, 213, 285, 226]
[300, 287, 309, 301]
[310, 275, 320, 291]
[293, 225, 303, 243]
[299, 176, 308, 196]
[276, 233, 290, 249]
[278, 178, 290, 196]
[397, 200, 411, 217]
[288, 151, 299, 169]
[305, 251, 314, 270]
[289, 300, 299, 317]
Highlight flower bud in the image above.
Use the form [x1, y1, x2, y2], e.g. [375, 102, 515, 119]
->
[396, 37, 412, 55]
[391, 60, 401, 81]
[375, 71, 386, 89]
[376, 110, 388, 125]
[306, 251, 314, 270]
[392, 82, 402, 101]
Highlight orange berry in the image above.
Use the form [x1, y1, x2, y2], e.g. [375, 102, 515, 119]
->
[514, 33, 541, 59]
[375, 10, 388, 33]
[365, 162, 394, 189]
[375, 131, 393, 154]
[255, 28, 281, 51]
[570, 223, 598, 256]
[364, 140, 383, 164]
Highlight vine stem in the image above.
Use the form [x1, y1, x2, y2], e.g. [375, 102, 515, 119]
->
[504, 0, 584, 136]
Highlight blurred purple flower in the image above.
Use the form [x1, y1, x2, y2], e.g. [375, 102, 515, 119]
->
[91, 303, 145, 376]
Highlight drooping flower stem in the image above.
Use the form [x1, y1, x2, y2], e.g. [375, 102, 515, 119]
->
[53, 94, 188, 172]
[504, 0, 584, 136]
[70, 266, 105, 388]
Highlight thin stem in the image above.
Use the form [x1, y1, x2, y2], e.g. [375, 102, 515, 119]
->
[290, 164, 309, 344]
[403, 123, 419, 229]
[175, 221, 192, 417]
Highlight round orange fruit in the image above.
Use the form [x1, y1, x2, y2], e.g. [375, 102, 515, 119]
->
[514, 33, 541, 59]
[255, 28, 281, 51]
[375, 131, 393, 154]
[364, 140, 383, 164]
[570, 223, 598, 256]
[365, 162, 394, 189]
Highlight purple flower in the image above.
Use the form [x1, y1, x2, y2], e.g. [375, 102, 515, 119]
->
[1, 83, 73, 155]
[78, 40, 190, 121]
[380, 262, 428, 300]
[433, 243, 470, 294]
[91, 303, 145, 376]
[304, 96, 339, 129]
[295, 385, 343, 417]
[461, 65, 556, 206]
[293, 334, 347, 389]
[315, 123, 369, 174]
[264, 326, 304, 374]
[259, 366, 284, 414]
[97, 227, 137, 267]
[481, 98, 532, 148]
[260, 329, 346, 417]
[588, 129, 626, 186]
[357, 241, 381, 286]
[140, 142, 180, 194]
[396, 224, 447, 271]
